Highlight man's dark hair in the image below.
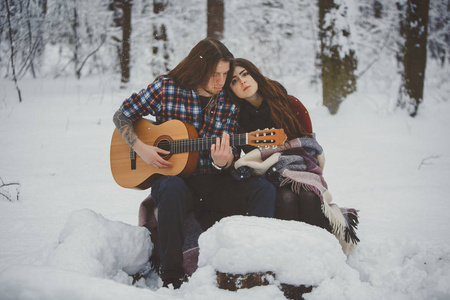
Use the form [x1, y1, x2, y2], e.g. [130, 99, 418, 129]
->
[167, 38, 234, 90]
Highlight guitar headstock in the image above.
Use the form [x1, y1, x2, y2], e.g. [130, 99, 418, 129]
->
[247, 128, 287, 148]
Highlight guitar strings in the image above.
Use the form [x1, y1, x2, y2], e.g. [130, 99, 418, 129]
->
[168, 134, 248, 154]
[167, 130, 279, 154]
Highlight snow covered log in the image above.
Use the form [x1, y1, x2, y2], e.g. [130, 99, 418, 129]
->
[199, 216, 351, 298]
[216, 270, 313, 299]
[216, 271, 274, 290]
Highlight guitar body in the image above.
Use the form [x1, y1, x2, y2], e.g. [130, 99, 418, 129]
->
[110, 119, 199, 190]
[111, 119, 286, 190]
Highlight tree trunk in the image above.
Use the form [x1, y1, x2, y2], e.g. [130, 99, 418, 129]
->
[398, 0, 430, 117]
[373, 0, 383, 19]
[25, 0, 36, 78]
[151, 0, 169, 77]
[318, 0, 357, 115]
[120, 0, 132, 86]
[72, 7, 81, 79]
[207, 0, 224, 40]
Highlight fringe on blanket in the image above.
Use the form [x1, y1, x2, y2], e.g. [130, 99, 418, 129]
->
[341, 208, 360, 244]
[280, 178, 360, 249]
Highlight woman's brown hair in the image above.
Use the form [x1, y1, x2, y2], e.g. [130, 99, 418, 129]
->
[167, 38, 234, 90]
[225, 58, 312, 139]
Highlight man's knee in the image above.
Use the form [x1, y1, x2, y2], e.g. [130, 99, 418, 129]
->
[152, 176, 191, 213]
[255, 178, 276, 199]
[159, 176, 187, 192]
[154, 176, 188, 199]
[246, 178, 276, 217]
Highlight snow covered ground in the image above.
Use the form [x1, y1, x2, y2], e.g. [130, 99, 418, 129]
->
[1, 74, 450, 300]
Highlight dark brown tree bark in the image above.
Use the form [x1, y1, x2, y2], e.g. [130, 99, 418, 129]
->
[398, 0, 430, 117]
[120, 0, 132, 86]
[216, 271, 313, 299]
[207, 0, 224, 40]
[373, 0, 383, 19]
[72, 7, 81, 79]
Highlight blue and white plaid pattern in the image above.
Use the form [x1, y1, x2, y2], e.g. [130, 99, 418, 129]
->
[120, 76, 239, 175]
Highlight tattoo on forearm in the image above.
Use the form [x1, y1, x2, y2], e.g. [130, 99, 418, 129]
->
[113, 109, 138, 147]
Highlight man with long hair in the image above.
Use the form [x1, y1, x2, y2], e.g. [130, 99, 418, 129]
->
[113, 39, 276, 288]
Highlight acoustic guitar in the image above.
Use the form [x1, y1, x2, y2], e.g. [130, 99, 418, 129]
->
[110, 119, 287, 190]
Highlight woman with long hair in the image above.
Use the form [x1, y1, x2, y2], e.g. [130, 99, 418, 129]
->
[226, 58, 359, 254]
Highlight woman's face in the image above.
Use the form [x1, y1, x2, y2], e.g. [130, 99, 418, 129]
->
[229, 66, 258, 101]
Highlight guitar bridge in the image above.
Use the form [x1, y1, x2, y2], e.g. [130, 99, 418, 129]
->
[130, 147, 136, 170]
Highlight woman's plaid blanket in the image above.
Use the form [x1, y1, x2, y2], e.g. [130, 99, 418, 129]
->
[233, 137, 359, 254]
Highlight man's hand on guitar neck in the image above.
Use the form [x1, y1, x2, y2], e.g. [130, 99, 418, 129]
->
[133, 139, 173, 169]
[211, 133, 233, 169]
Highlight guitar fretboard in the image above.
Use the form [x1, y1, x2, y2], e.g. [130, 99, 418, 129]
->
[167, 133, 248, 154]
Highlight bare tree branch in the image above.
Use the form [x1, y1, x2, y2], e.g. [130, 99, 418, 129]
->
[418, 155, 440, 170]
[0, 177, 21, 202]
[76, 34, 106, 79]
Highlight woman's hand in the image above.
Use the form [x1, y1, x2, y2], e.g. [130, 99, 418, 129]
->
[211, 133, 233, 168]
[133, 139, 172, 168]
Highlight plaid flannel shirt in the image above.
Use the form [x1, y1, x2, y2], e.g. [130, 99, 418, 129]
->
[120, 76, 239, 175]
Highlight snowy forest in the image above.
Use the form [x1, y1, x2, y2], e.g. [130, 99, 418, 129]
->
[1, 1, 450, 300]
[1, 0, 449, 115]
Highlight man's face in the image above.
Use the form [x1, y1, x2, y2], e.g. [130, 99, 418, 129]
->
[202, 60, 230, 96]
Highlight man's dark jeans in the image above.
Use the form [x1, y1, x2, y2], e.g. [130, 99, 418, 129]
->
[150, 173, 276, 281]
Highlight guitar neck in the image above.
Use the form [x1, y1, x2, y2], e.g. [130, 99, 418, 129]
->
[169, 133, 248, 154]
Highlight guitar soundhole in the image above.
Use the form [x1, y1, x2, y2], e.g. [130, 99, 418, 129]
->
[155, 135, 172, 160]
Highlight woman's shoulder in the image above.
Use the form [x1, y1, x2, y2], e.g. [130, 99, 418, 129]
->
[288, 95, 313, 134]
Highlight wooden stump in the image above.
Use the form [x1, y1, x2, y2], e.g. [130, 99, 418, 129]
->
[279, 283, 313, 300]
[216, 271, 274, 291]
[216, 271, 313, 300]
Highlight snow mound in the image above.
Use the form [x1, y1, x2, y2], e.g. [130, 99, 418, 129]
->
[46, 209, 153, 283]
[198, 215, 354, 286]
[0, 265, 161, 300]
